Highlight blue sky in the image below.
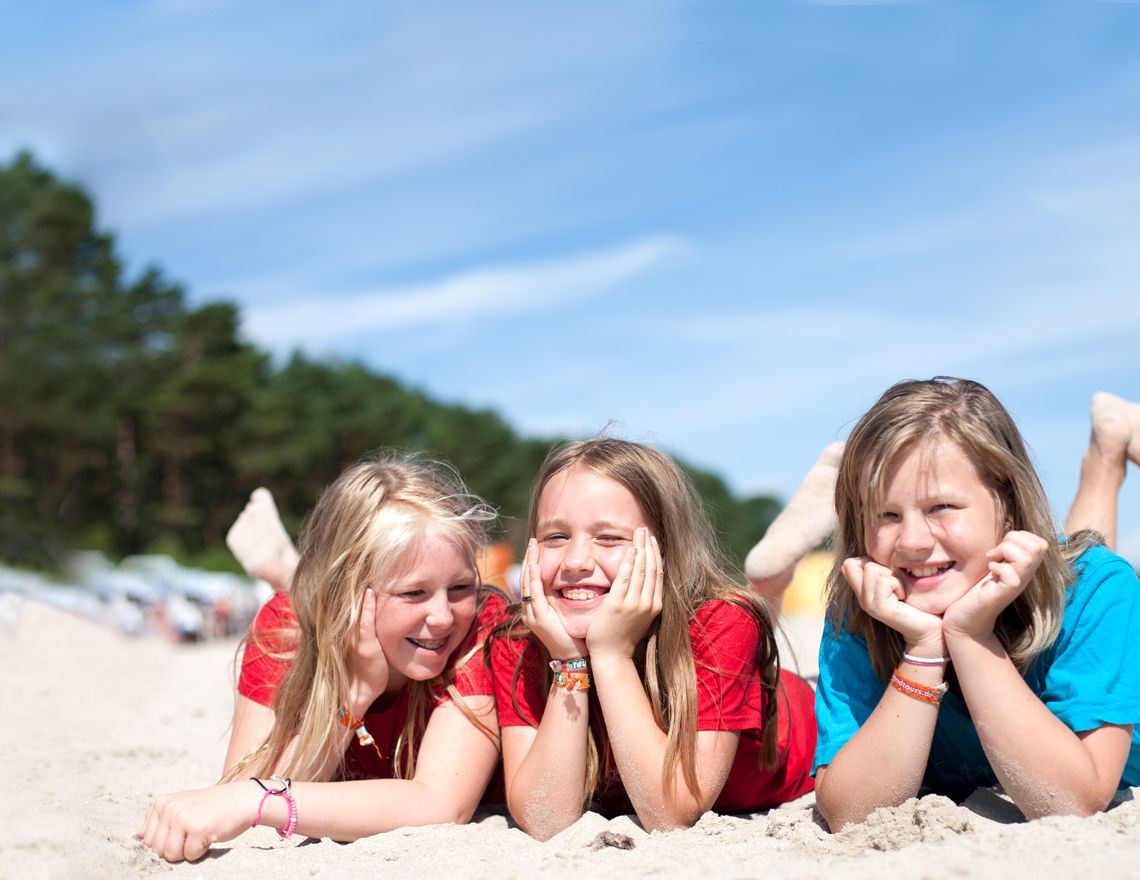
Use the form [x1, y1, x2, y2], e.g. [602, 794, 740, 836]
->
[4, 1, 1140, 562]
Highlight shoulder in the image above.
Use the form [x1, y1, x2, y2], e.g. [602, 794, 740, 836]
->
[248, 591, 297, 644]
[691, 597, 764, 659]
[1065, 544, 1139, 613]
[476, 588, 511, 627]
[1054, 544, 1140, 638]
[693, 596, 762, 631]
[238, 592, 298, 705]
[1070, 543, 1137, 585]
[817, 612, 876, 686]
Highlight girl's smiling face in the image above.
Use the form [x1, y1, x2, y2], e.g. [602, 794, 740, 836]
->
[867, 436, 1003, 616]
[371, 523, 479, 691]
[535, 464, 651, 639]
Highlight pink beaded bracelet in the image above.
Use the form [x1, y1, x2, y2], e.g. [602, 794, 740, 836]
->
[251, 775, 298, 838]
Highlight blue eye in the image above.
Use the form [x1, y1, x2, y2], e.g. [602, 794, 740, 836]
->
[541, 533, 567, 545]
[449, 584, 475, 595]
[400, 590, 426, 600]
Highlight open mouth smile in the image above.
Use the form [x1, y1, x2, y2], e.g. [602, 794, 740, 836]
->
[558, 586, 608, 603]
[902, 562, 954, 579]
[407, 637, 448, 651]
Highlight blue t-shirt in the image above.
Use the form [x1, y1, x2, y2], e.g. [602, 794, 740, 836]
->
[814, 544, 1140, 800]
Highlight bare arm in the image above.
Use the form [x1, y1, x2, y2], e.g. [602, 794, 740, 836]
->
[591, 654, 740, 830]
[948, 631, 1132, 817]
[815, 557, 948, 830]
[140, 696, 499, 862]
[501, 689, 591, 840]
[222, 695, 275, 776]
[943, 532, 1132, 817]
[814, 663, 942, 830]
[501, 540, 593, 840]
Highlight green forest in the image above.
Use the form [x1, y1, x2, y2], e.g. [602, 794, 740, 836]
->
[0, 151, 781, 574]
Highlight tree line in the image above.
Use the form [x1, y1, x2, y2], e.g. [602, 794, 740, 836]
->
[0, 151, 780, 573]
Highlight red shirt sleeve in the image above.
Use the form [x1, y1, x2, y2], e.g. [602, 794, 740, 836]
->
[690, 599, 817, 809]
[691, 600, 764, 730]
[450, 590, 510, 698]
[490, 633, 548, 728]
[237, 592, 298, 707]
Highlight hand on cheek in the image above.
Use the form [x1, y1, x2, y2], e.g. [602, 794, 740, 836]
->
[348, 588, 390, 710]
[943, 531, 1049, 640]
[585, 528, 664, 661]
[843, 556, 944, 651]
[520, 539, 587, 660]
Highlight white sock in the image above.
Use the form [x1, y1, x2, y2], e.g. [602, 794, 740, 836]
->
[226, 488, 299, 580]
[745, 442, 844, 582]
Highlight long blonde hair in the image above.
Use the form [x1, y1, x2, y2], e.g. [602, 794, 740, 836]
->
[826, 377, 1099, 682]
[226, 452, 497, 781]
[492, 438, 781, 810]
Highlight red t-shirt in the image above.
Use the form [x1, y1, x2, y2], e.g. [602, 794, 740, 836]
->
[238, 589, 508, 781]
[491, 599, 816, 815]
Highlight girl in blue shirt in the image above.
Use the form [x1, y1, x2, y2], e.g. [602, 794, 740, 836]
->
[814, 379, 1140, 830]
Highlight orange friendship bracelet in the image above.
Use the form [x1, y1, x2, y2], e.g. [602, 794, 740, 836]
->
[337, 706, 386, 759]
[549, 658, 591, 691]
[889, 668, 948, 706]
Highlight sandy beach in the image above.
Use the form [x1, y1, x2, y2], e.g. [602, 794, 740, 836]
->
[3, 596, 1138, 880]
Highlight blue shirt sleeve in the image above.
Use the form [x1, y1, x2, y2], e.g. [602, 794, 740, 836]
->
[813, 614, 884, 775]
[1033, 545, 1140, 733]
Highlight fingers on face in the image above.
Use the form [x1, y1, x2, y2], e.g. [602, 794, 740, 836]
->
[607, 534, 637, 606]
[990, 531, 1047, 562]
[842, 557, 866, 592]
[855, 561, 903, 609]
[521, 539, 544, 620]
[351, 588, 376, 649]
[628, 528, 648, 605]
[987, 532, 1047, 587]
[649, 535, 664, 612]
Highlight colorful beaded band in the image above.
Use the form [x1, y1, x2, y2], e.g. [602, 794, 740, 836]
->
[549, 657, 591, 691]
[337, 706, 385, 759]
[889, 669, 948, 706]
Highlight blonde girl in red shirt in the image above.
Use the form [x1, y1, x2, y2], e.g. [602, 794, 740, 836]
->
[139, 453, 505, 861]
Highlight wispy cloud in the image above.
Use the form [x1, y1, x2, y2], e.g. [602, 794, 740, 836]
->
[243, 235, 688, 353]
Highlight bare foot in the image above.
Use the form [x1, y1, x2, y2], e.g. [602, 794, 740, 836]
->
[1091, 392, 1140, 469]
[226, 488, 300, 591]
[745, 441, 844, 583]
[748, 564, 795, 617]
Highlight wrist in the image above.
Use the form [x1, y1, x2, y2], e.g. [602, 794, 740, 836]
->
[250, 777, 297, 837]
[944, 627, 1002, 654]
[585, 652, 634, 674]
[549, 657, 592, 691]
[901, 650, 950, 670]
[941, 622, 991, 645]
[904, 633, 947, 657]
[347, 683, 380, 717]
[541, 635, 587, 662]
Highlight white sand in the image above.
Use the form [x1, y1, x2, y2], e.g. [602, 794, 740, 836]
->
[2, 598, 1138, 880]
